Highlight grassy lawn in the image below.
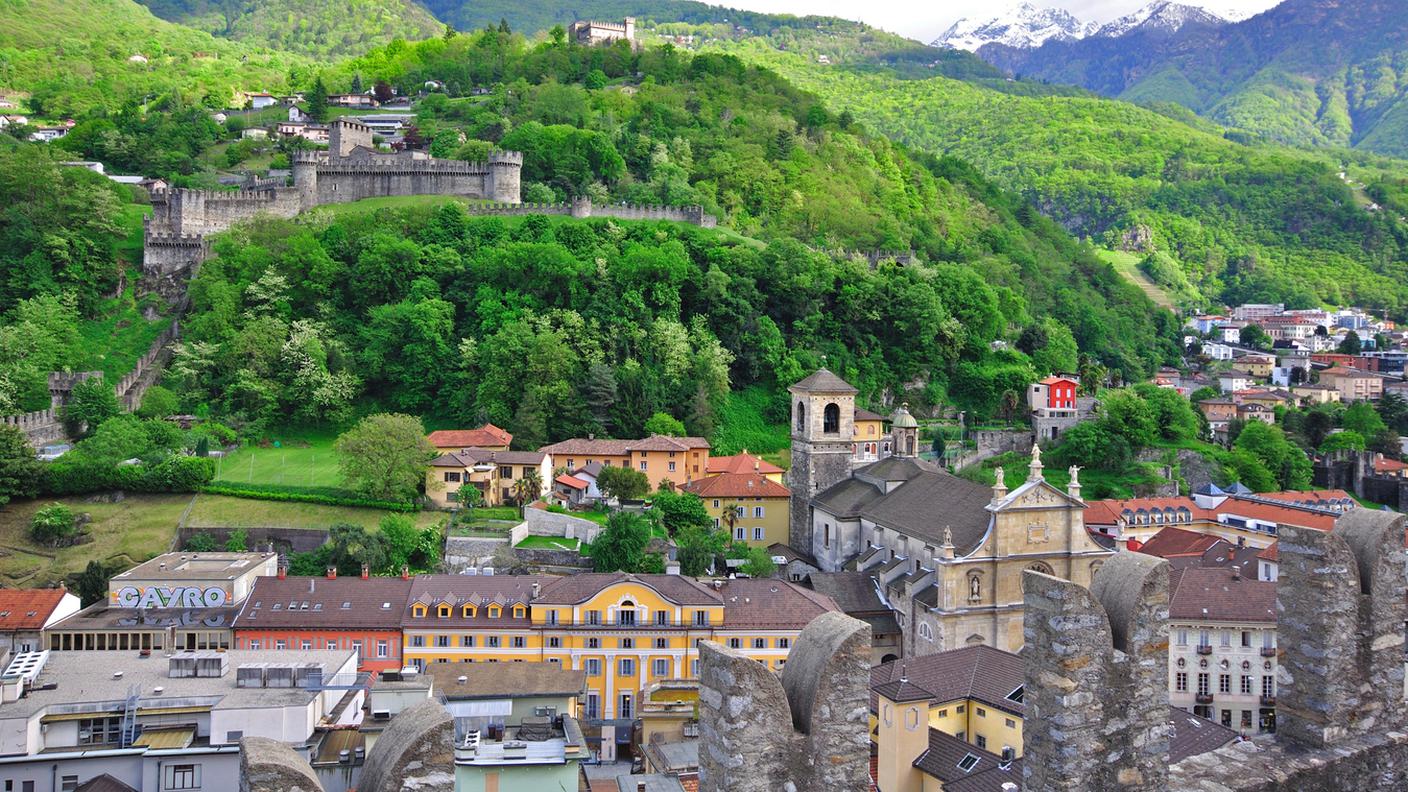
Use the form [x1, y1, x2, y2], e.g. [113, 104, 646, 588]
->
[186, 494, 442, 531]
[545, 505, 609, 525]
[1097, 249, 1176, 310]
[514, 535, 581, 551]
[213, 433, 341, 488]
[961, 452, 1167, 500]
[0, 494, 190, 586]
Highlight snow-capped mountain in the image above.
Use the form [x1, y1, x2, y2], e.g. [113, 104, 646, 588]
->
[1092, 1, 1233, 38]
[931, 2, 1097, 51]
[933, 1, 1246, 52]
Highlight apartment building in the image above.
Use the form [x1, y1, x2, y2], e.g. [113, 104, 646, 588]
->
[681, 472, 790, 547]
[538, 436, 711, 491]
[1167, 566, 1278, 734]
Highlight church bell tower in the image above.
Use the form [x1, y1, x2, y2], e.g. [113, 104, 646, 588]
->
[787, 368, 858, 551]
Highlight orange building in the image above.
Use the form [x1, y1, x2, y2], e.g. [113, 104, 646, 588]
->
[231, 568, 414, 675]
[538, 435, 710, 491]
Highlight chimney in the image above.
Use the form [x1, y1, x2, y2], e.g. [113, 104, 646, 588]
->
[637, 782, 647, 792]
[1232, 565, 1241, 581]
[531, 582, 540, 599]
[326, 566, 337, 580]
[401, 564, 410, 581]
[277, 564, 287, 580]
[361, 563, 370, 580]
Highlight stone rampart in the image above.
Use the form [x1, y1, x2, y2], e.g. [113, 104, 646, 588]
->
[0, 409, 63, 448]
[240, 736, 323, 792]
[697, 610, 871, 792]
[356, 700, 454, 792]
[523, 506, 602, 544]
[1019, 508, 1408, 792]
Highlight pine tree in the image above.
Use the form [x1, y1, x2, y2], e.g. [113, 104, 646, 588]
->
[307, 76, 329, 123]
[350, 73, 363, 94]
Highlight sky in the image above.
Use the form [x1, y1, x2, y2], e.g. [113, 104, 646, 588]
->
[717, 0, 1283, 43]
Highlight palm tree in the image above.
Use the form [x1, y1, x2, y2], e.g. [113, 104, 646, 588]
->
[512, 469, 544, 516]
[720, 501, 740, 541]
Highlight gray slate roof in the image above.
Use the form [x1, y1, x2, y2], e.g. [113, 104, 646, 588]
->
[857, 468, 994, 553]
[812, 478, 883, 518]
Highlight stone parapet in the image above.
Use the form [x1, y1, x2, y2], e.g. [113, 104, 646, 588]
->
[698, 610, 870, 792]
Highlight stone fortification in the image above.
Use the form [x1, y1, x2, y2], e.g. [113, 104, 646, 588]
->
[239, 736, 323, 792]
[355, 700, 455, 792]
[1022, 508, 1408, 792]
[142, 124, 720, 299]
[697, 610, 871, 792]
[142, 119, 525, 296]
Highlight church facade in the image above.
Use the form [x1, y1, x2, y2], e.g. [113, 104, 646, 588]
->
[785, 369, 1113, 655]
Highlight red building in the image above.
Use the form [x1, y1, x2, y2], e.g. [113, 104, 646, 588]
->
[1030, 375, 1079, 411]
[231, 568, 412, 676]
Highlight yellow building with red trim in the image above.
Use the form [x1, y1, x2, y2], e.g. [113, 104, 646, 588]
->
[397, 573, 837, 758]
[681, 472, 791, 547]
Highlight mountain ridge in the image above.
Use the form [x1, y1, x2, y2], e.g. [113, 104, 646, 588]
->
[933, 1, 1236, 51]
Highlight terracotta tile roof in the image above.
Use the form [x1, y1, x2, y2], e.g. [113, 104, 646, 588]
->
[718, 578, 838, 629]
[1375, 457, 1408, 474]
[873, 677, 934, 702]
[234, 576, 413, 631]
[533, 573, 721, 606]
[629, 434, 710, 452]
[853, 407, 888, 422]
[870, 645, 1025, 717]
[0, 588, 70, 632]
[681, 472, 790, 499]
[1168, 707, 1238, 762]
[402, 574, 548, 628]
[1084, 494, 1340, 532]
[706, 453, 783, 476]
[1257, 542, 1278, 562]
[1038, 375, 1077, 386]
[427, 424, 511, 448]
[790, 368, 857, 393]
[555, 474, 588, 489]
[1137, 526, 1225, 559]
[1169, 566, 1275, 623]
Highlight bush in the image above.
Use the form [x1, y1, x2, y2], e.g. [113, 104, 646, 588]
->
[31, 503, 80, 547]
[198, 481, 419, 511]
[40, 456, 215, 496]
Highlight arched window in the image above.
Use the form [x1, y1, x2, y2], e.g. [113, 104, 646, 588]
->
[918, 622, 934, 642]
[823, 402, 840, 434]
[1027, 561, 1054, 576]
[796, 401, 806, 431]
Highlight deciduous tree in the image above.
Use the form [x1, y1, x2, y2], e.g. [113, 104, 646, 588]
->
[335, 413, 436, 502]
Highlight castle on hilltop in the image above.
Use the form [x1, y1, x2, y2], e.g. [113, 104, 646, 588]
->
[142, 118, 523, 297]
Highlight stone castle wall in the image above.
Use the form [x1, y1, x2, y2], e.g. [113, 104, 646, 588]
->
[1023, 508, 1408, 792]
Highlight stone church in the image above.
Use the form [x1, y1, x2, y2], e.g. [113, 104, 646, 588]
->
[785, 368, 1113, 655]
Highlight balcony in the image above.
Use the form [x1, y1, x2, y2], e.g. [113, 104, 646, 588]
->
[1260, 647, 1277, 658]
[1195, 693, 1214, 704]
[1196, 645, 1213, 655]
[1261, 695, 1277, 707]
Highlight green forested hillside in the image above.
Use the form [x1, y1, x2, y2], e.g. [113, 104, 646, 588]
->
[0, 0, 305, 116]
[707, 37, 1408, 315]
[135, 0, 445, 58]
[980, 0, 1408, 156]
[150, 30, 1181, 441]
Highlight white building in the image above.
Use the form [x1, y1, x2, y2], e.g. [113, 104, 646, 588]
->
[0, 649, 360, 792]
[1168, 566, 1278, 735]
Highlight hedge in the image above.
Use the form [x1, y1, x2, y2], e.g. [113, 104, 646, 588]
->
[199, 481, 419, 512]
[40, 456, 215, 496]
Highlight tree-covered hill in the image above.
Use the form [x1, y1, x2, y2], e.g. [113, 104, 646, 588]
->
[0, 0, 306, 116]
[703, 34, 1408, 315]
[143, 31, 1182, 439]
[979, 0, 1408, 156]
[135, 0, 445, 58]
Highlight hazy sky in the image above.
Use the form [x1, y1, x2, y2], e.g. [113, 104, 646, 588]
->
[719, 0, 1283, 43]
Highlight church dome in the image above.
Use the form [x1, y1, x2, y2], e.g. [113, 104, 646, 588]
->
[890, 403, 918, 429]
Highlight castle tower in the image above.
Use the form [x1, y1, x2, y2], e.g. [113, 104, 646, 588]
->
[787, 368, 857, 551]
[328, 118, 373, 158]
[291, 150, 320, 211]
[486, 151, 523, 204]
[890, 402, 918, 457]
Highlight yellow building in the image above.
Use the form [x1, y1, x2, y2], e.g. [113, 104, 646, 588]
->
[538, 435, 711, 492]
[853, 407, 890, 464]
[425, 449, 550, 508]
[681, 472, 791, 547]
[871, 645, 1236, 790]
[398, 573, 837, 761]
